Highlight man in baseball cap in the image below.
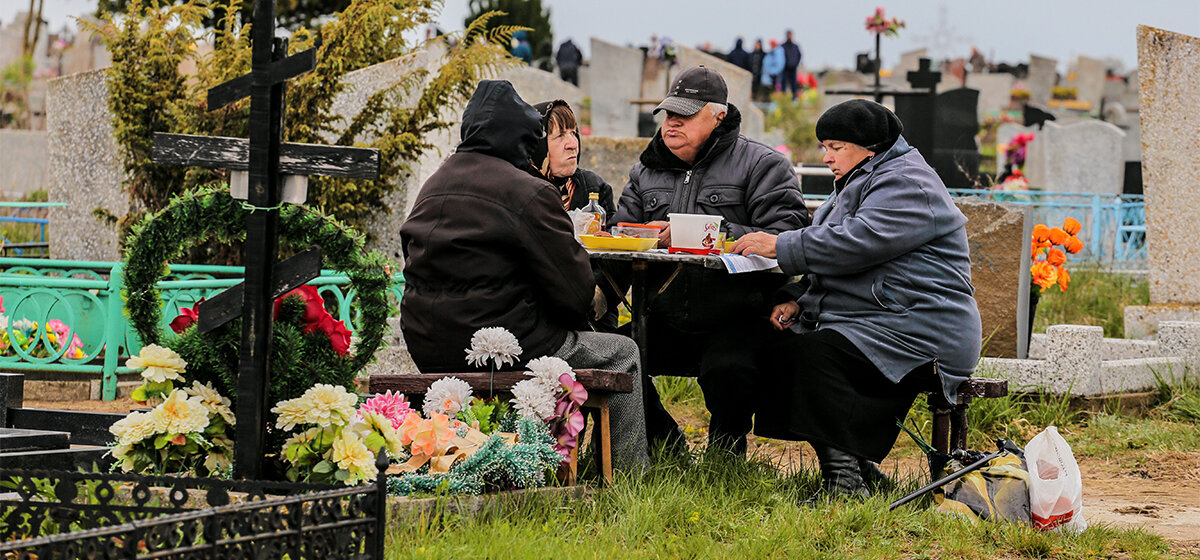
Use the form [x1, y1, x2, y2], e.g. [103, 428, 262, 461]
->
[610, 65, 809, 458]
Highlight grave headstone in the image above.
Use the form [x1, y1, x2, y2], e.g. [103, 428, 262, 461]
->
[965, 73, 1015, 120]
[498, 65, 584, 115]
[894, 48, 927, 76]
[1023, 120, 1124, 194]
[0, 130, 48, 196]
[1027, 55, 1058, 106]
[1073, 55, 1106, 109]
[46, 69, 130, 262]
[1125, 25, 1200, 337]
[956, 198, 1033, 358]
[928, 88, 981, 188]
[589, 38, 643, 138]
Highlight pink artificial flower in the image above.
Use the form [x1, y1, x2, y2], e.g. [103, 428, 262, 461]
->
[360, 390, 411, 429]
[559, 373, 588, 406]
[0, 295, 5, 313]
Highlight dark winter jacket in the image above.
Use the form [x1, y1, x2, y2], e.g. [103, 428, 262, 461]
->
[727, 39, 752, 72]
[774, 135, 981, 403]
[400, 80, 594, 372]
[751, 47, 766, 83]
[556, 39, 583, 70]
[613, 104, 810, 330]
[565, 168, 616, 224]
[781, 40, 802, 70]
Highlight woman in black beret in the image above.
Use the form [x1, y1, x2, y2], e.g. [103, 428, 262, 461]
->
[732, 99, 982, 500]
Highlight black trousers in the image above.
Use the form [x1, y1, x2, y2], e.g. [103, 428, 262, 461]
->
[631, 316, 782, 451]
[754, 329, 936, 462]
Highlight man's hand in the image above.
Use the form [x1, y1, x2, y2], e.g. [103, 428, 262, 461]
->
[647, 220, 671, 248]
[731, 232, 778, 258]
[770, 301, 800, 331]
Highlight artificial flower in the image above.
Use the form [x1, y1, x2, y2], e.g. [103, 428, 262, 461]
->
[271, 383, 359, 430]
[1031, 224, 1050, 243]
[359, 390, 411, 429]
[1030, 261, 1059, 291]
[1056, 265, 1071, 292]
[1046, 248, 1066, 267]
[359, 410, 404, 457]
[126, 344, 187, 383]
[511, 377, 558, 420]
[560, 373, 588, 406]
[274, 285, 326, 324]
[423, 377, 473, 416]
[317, 315, 353, 356]
[464, 327, 522, 369]
[169, 305, 199, 334]
[527, 356, 574, 380]
[183, 381, 236, 425]
[396, 410, 423, 446]
[331, 430, 377, 485]
[150, 390, 210, 435]
[1062, 217, 1082, 236]
[1047, 227, 1068, 245]
[409, 413, 455, 457]
[109, 410, 158, 446]
[1064, 235, 1083, 254]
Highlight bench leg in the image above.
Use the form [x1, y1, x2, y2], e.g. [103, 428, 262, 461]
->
[950, 396, 972, 451]
[928, 397, 951, 455]
[599, 395, 613, 485]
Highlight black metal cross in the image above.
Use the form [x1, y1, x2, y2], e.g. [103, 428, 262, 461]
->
[149, 0, 379, 479]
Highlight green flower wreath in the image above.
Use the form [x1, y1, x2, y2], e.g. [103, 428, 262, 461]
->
[122, 184, 394, 377]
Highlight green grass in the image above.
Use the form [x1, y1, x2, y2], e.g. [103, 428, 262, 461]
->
[1033, 268, 1150, 338]
[384, 452, 1178, 559]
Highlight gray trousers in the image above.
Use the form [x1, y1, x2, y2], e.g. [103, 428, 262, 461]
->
[552, 331, 649, 470]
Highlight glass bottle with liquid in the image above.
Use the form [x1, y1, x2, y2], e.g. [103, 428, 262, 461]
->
[582, 192, 606, 234]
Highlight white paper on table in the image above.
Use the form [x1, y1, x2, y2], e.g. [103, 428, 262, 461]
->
[718, 254, 779, 273]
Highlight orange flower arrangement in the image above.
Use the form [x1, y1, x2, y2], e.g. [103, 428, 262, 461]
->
[1031, 217, 1082, 292]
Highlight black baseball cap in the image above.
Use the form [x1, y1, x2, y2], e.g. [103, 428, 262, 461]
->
[654, 65, 728, 116]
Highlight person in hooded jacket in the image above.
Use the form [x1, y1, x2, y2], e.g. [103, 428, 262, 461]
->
[731, 99, 982, 499]
[399, 80, 649, 470]
[612, 66, 809, 456]
[726, 37, 752, 72]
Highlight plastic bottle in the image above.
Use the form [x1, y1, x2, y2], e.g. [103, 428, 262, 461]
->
[582, 192, 606, 234]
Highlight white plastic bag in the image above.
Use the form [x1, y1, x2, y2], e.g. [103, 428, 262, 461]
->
[1025, 426, 1087, 531]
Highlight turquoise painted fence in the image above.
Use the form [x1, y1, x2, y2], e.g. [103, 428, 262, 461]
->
[0, 258, 404, 400]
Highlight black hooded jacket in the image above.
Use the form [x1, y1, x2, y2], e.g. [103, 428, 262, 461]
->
[399, 80, 594, 371]
[613, 104, 810, 331]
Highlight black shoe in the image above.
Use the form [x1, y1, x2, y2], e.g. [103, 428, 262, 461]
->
[858, 458, 890, 492]
[811, 443, 869, 500]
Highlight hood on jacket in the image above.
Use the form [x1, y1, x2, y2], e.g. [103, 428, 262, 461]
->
[457, 80, 545, 171]
[639, 103, 743, 170]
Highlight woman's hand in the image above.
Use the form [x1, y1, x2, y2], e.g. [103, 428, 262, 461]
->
[731, 232, 778, 258]
[647, 220, 671, 248]
[770, 301, 800, 331]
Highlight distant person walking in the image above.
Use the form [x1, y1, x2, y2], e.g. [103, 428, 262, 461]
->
[780, 29, 803, 99]
[556, 38, 583, 86]
[511, 30, 533, 65]
[762, 39, 785, 94]
[751, 38, 768, 101]
[726, 37, 752, 72]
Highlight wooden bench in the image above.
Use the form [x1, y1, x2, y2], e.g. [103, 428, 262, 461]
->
[369, 369, 633, 484]
[926, 377, 1009, 453]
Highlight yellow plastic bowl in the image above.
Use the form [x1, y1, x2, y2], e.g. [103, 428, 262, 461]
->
[580, 235, 658, 251]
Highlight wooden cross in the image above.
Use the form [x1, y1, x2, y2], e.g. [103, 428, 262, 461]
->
[149, 0, 380, 479]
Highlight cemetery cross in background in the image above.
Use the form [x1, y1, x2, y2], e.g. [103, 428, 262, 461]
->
[149, 0, 380, 479]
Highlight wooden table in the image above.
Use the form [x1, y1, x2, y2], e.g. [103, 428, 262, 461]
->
[369, 369, 632, 484]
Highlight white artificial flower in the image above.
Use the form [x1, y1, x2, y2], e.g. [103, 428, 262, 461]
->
[109, 410, 158, 446]
[464, 327, 522, 369]
[271, 384, 358, 431]
[126, 344, 187, 384]
[510, 377, 558, 420]
[422, 377, 473, 416]
[526, 356, 574, 381]
[183, 381, 236, 425]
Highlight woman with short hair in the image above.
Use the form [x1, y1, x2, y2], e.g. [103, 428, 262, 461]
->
[732, 99, 982, 499]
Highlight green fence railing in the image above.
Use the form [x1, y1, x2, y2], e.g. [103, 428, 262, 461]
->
[0, 258, 404, 400]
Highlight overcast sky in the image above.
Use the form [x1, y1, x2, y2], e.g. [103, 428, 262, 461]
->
[22, 0, 1200, 72]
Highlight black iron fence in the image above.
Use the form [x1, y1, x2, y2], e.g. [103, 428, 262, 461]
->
[0, 456, 388, 559]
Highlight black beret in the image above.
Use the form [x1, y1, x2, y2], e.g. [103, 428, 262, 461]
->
[815, 99, 903, 153]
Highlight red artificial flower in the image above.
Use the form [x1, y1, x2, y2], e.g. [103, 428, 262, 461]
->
[169, 302, 202, 334]
[309, 313, 352, 356]
[273, 285, 326, 324]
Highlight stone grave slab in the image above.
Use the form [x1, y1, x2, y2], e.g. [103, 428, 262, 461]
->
[1024, 120, 1124, 194]
[1125, 25, 1200, 337]
[672, 44, 764, 140]
[965, 73, 1015, 119]
[1073, 55, 1106, 110]
[589, 38, 644, 138]
[1027, 55, 1058, 106]
[0, 428, 69, 452]
[957, 198, 1032, 358]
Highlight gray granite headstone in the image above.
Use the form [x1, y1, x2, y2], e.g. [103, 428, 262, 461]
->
[589, 38, 644, 138]
[1027, 55, 1058, 106]
[895, 48, 927, 76]
[965, 73, 1015, 120]
[46, 69, 131, 262]
[499, 65, 584, 114]
[956, 197, 1033, 358]
[1073, 55, 1106, 110]
[1023, 120, 1124, 194]
[0, 130, 48, 196]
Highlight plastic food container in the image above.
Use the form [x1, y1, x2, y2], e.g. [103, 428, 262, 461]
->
[668, 213, 724, 253]
[579, 235, 658, 251]
[610, 223, 664, 239]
